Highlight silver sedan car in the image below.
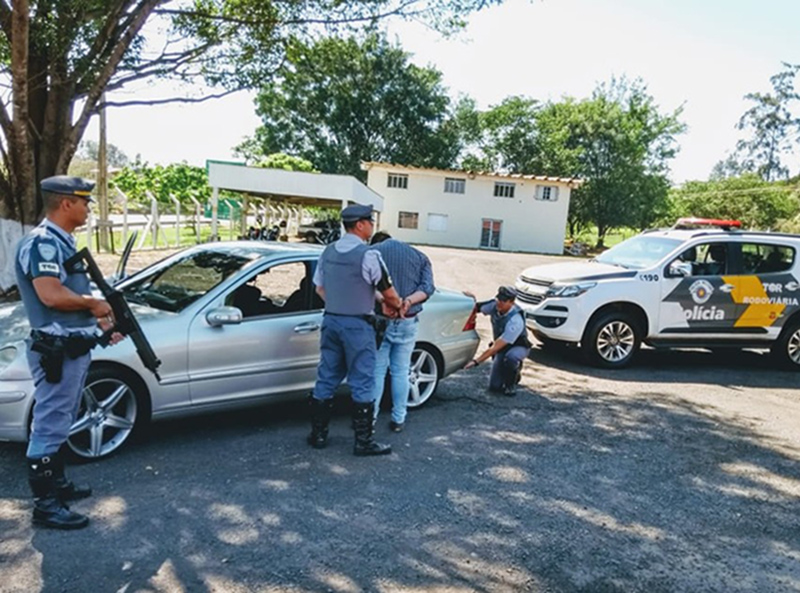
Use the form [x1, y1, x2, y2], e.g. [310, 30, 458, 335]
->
[0, 242, 479, 460]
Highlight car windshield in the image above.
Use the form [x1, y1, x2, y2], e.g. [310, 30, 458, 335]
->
[594, 235, 683, 270]
[119, 247, 262, 312]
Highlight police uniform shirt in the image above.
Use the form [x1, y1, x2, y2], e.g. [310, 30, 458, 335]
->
[312, 233, 388, 288]
[17, 219, 95, 335]
[480, 301, 525, 344]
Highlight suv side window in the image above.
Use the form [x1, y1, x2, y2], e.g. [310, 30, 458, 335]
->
[676, 243, 729, 276]
[740, 243, 795, 274]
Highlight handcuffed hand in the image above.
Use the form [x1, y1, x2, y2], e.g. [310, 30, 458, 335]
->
[381, 301, 401, 319]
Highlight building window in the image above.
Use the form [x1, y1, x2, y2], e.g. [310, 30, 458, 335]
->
[480, 219, 502, 249]
[493, 182, 515, 198]
[535, 185, 559, 201]
[387, 173, 408, 189]
[444, 178, 466, 194]
[427, 213, 448, 232]
[398, 211, 419, 229]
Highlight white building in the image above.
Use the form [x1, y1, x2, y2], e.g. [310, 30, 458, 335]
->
[362, 162, 582, 255]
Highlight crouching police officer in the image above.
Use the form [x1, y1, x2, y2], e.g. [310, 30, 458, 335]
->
[464, 286, 531, 396]
[14, 176, 123, 530]
[309, 204, 403, 456]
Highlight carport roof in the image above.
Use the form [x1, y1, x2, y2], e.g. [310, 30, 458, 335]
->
[206, 160, 385, 210]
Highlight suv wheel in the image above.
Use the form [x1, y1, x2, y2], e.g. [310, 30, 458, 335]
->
[583, 311, 641, 369]
[771, 319, 800, 370]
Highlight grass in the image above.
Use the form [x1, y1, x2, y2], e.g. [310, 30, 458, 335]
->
[75, 222, 236, 253]
[568, 227, 639, 254]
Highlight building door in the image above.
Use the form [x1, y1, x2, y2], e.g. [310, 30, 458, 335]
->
[480, 219, 502, 249]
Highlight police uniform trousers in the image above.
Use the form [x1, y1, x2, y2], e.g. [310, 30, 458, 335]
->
[489, 345, 529, 391]
[313, 314, 376, 404]
[25, 342, 91, 458]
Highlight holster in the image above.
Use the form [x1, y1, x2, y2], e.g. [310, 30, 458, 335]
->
[30, 331, 97, 384]
[366, 315, 388, 349]
[30, 332, 65, 383]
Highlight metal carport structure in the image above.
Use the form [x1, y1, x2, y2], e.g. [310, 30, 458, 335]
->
[206, 160, 385, 238]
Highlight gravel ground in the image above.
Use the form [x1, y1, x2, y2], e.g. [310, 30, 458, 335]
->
[0, 244, 798, 593]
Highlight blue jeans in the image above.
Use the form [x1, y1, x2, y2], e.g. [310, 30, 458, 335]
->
[372, 317, 419, 424]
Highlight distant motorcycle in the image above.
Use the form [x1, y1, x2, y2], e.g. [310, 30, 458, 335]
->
[317, 226, 341, 245]
[245, 224, 280, 241]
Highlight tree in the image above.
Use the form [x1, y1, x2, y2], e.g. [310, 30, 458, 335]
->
[568, 80, 685, 246]
[666, 174, 800, 231]
[460, 79, 685, 246]
[235, 33, 462, 178]
[0, 0, 503, 292]
[253, 153, 316, 172]
[77, 140, 130, 168]
[734, 62, 800, 182]
[113, 161, 210, 206]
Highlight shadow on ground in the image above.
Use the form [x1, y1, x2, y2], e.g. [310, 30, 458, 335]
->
[1, 371, 799, 592]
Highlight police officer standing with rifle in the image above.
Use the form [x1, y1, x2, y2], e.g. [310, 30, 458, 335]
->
[14, 176, 124, 530]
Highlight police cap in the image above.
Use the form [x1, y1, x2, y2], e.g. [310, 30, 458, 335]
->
[40, 176, 95, 202]
[341, 203, 373, 223]
[495, 285, 517, 301]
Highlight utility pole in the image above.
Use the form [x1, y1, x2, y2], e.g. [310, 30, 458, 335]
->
[97, 92, 110, 252]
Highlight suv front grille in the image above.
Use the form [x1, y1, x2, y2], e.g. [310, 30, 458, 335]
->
[520, 276, 553, 287]
[517, 291, 545, 305]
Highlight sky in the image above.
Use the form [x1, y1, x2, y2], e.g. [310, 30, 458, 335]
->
[85, 0, 800, 184]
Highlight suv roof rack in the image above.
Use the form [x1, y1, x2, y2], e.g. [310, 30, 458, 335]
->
[673, 217, 742, 231]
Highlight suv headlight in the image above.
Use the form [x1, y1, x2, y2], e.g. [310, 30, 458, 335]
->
[0, 345, 18, 374]
[545, 282, 597, 298]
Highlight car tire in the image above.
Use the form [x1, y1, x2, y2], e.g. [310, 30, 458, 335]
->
[305, 231, 318, 244]
[66, 365, 150, 461]
[407, 344, 441, 409]
[582, 310, 641, 369]
[771, 319, 800, 370]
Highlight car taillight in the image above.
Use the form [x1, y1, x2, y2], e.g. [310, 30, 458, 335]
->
[462, 305, 477, 331]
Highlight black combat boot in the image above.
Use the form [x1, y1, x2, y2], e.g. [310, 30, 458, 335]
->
[53, 447, 92, 502]
[307, 396, 334, 449]
[352, 402, 392, 456]
[28, 456, 89, 530]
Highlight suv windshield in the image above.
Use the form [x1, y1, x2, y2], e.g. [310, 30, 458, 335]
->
[595, 235, 683, 270]
[119, 247, 261, 312]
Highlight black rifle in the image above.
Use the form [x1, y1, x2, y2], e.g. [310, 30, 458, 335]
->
[65, 248, 162, 381]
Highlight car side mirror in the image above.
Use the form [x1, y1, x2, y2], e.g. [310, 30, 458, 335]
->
[206, 306, 243, 327]
[667, 260, 692, 278]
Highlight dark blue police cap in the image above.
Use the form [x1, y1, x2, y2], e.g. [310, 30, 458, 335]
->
[496, 285, 517, 301]
[40, 176, 95, 202]
[341, 203, 373, 223]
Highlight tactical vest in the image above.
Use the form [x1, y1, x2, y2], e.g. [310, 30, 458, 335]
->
[490, 304, 531, 350]
[321, 243, 375, 316]
[15, 225, 94, 331]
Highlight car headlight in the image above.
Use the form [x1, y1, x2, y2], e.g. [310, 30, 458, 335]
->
[0, 345, 18, 374]
[545, 282, 597, 298]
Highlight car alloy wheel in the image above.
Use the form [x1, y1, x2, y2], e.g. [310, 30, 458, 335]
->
[583, 310, 641, 369]
[67, 369, 141, 460]
[788, 327, 800, 365]
[407, 345, 441, 408]
[772, 320, 800, 370]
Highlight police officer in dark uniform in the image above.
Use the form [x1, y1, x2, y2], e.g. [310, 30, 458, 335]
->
[309, 204, 403, 456]
[15, 176, 122, 530]
[464, 286, 531, 396]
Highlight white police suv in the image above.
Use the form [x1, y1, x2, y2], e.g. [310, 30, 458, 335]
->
[515, 219, 800, 369]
